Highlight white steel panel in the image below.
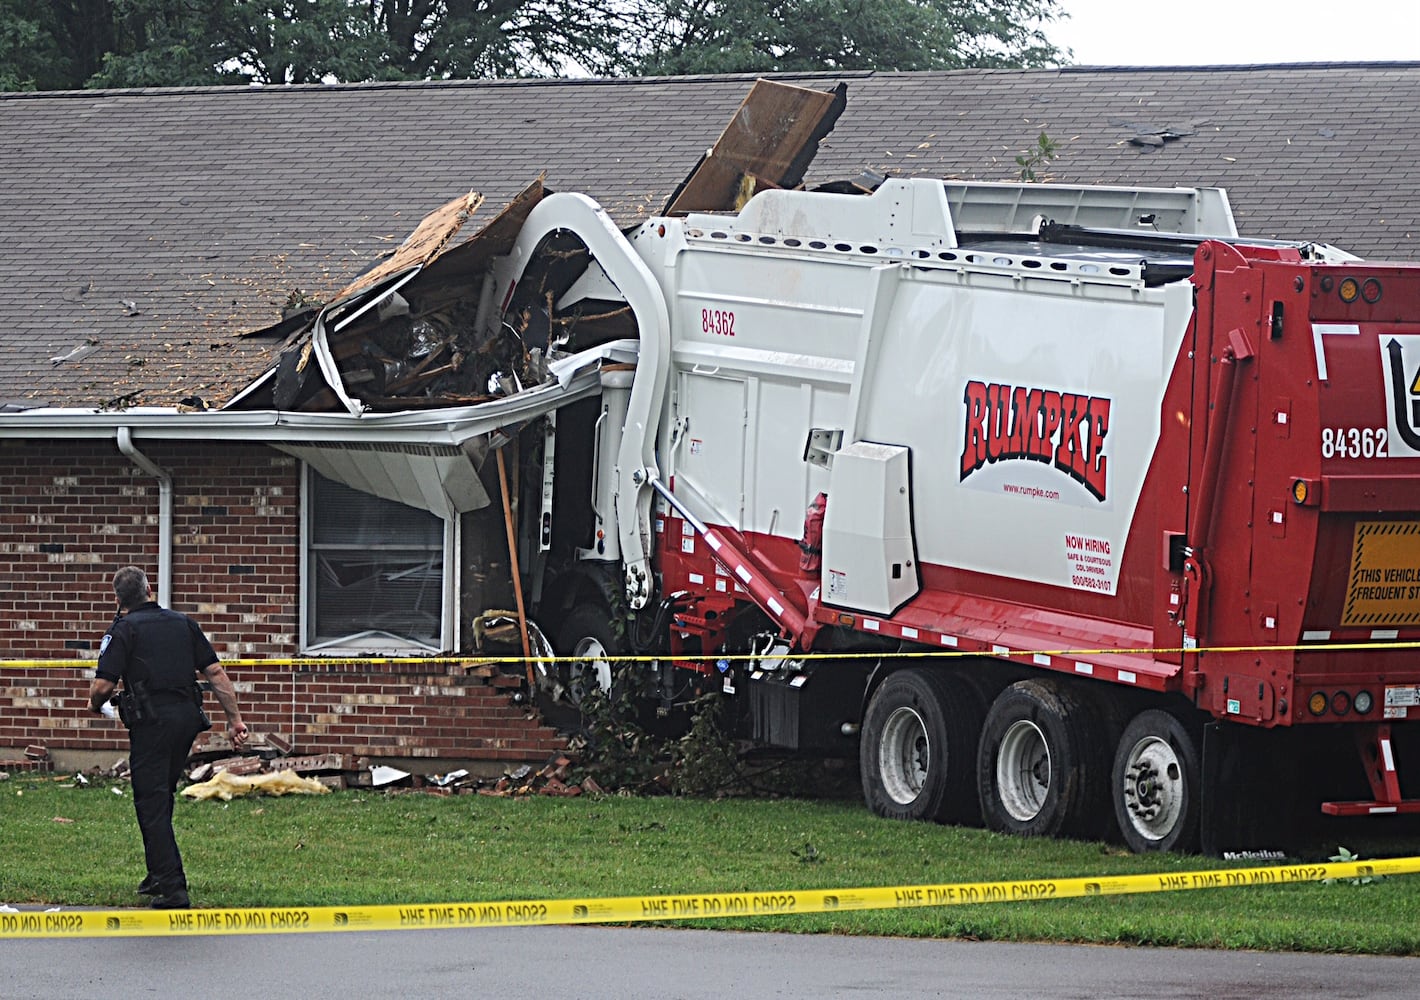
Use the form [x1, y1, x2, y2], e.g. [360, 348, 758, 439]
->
[642, 187, 1192, 599]
[674, 372, 747, 529]
[848, 271, 1189, 595]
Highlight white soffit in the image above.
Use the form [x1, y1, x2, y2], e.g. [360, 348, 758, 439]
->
[280, 441, 490, 518]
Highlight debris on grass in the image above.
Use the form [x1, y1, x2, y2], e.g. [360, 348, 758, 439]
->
[181, 769, 332, 801]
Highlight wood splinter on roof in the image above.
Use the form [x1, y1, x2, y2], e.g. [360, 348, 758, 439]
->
[230, 80, 853, 415]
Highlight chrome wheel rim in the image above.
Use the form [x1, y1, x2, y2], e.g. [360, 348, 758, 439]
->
[997, 719, 1050, 821]
[1121, 735, 1185, 843]
[879, 706, 930, 805]
[567, 635, 613, 703]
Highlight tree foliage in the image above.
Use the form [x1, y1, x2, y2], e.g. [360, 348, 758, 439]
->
[628, 0, 1067, 75]
[0, 0, 646, 89]
[0, 0, 1067, 91]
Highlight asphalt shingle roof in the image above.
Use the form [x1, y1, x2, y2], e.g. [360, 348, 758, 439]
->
[2, 65, 1417, 409]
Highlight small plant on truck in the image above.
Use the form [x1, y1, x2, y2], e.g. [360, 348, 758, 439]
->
[486, 104, 1420, 855]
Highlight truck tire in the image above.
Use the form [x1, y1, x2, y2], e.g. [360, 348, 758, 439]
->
[554, 604, 619, 706]
[1113, 709, 1201, 853]
[860, 669, 983, 825]
[977, 679, 1109, 839]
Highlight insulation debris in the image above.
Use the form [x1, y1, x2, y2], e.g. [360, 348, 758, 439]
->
[181, 769, 332, 800]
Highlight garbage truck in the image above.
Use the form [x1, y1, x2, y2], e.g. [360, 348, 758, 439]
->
[478, 165, 1420, 854]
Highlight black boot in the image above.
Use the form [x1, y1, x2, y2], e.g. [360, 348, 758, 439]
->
[137, 875, 160, 896]
[150, 889, 191, 909]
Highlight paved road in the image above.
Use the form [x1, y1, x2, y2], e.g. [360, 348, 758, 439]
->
[3, 923, 1417, 999]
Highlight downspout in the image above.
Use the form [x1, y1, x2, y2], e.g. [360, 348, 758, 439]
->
[117, 428, 172, 605]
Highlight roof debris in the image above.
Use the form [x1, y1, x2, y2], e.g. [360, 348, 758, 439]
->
[663, 80, 846, 216]
[1112, 118, 1207, 151]
[228, 80, 845, 416]
[181, 769, 331, 800]
[49, 340, 100, 366]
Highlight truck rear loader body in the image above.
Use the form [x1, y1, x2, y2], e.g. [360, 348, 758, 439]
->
[487, 173, 1420, 853]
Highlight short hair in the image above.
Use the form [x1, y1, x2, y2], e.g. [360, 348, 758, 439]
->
[112, 566, 150, 610]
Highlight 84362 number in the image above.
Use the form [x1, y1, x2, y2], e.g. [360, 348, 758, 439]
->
[702, 308, 735, 336]
[1321, 427, 1388, 459]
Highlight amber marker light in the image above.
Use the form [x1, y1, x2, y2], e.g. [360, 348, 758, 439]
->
[1292, 479, 1309, 504]
[1308, 691, 1329, 716]
[1338, 277, 1361, 303]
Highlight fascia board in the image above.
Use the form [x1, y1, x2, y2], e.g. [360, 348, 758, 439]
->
[0, 364, 603, 445]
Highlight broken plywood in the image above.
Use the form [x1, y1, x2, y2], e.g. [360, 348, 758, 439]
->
[331, 191, 484, 308]
[254, 179, 548, 413]
[664, 79, 847, 216]
[232, 79, 851, 414]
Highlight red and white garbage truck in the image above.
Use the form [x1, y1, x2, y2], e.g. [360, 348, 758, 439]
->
[487, 170, 1420, 853]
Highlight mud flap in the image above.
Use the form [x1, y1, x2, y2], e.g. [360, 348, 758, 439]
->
[1200, 721, 1299, 858]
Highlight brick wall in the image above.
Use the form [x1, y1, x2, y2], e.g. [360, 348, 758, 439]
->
[0, 438, 566, 766]
[230, 661, 565, 760]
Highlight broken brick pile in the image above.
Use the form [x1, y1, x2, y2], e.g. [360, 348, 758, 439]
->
[183, 730, 591, 797]
[7, 734, 596, 798]
[0, 744, 55, 779]
[475, 757, 600, 798]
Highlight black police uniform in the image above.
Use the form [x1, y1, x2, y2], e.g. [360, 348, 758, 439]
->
[97, 601, 217, 900]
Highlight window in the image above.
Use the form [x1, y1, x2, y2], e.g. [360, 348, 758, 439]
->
[305, 470, 447, 653]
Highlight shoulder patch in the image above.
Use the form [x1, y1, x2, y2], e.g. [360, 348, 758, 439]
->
[99, 634, 112, 656]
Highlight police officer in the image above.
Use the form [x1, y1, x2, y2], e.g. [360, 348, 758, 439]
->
[88, 565, 249, 909]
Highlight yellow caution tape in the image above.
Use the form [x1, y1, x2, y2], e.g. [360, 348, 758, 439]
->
[4, 639, 1420, 671]
[5, 857, 1419, 939]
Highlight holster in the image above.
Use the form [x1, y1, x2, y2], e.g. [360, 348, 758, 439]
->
[192, 684, 213, 733]
[117, 680, 156, 728]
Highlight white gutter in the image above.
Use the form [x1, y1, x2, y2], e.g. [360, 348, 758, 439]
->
[116, 427, 172, 606]
[0, 341, 634, 444]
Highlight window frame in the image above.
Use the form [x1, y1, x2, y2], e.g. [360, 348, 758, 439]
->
[299, 465, 459, 655]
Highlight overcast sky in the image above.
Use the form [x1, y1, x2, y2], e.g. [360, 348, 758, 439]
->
[1048, 0, 1420, 66]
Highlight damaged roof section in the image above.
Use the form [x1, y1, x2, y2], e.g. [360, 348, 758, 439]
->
[1113, 118, 1207, 150]
[331, 189, 486, 306]
[235, 180, 549, 414]
[664, 80, 847, 216]
[229, 79, 847, 416]
[5, 66, 1419, 413]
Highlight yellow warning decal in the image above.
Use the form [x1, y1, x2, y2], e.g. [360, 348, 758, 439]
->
[4, 857, 1419, 939]
[1343, 521, 1420, 627]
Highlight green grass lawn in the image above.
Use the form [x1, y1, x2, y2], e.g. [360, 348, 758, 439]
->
[4, 773, 1419, 953]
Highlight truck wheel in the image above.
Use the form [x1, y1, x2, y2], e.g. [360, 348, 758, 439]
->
[860, 669, 983, 825]
[1112, 709, 1201, 853]
[978, 679, 1107, 839]
[555, 604, 618, 706]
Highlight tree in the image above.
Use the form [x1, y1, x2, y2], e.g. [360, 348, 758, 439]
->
[0, 1, 115, 91]
[0, 1, 647, 90]
[628, 0, 1067, 75]
[367, 0, 651, 79]
[0, 0, 1067, 91]
[92, 1, 641, 86]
